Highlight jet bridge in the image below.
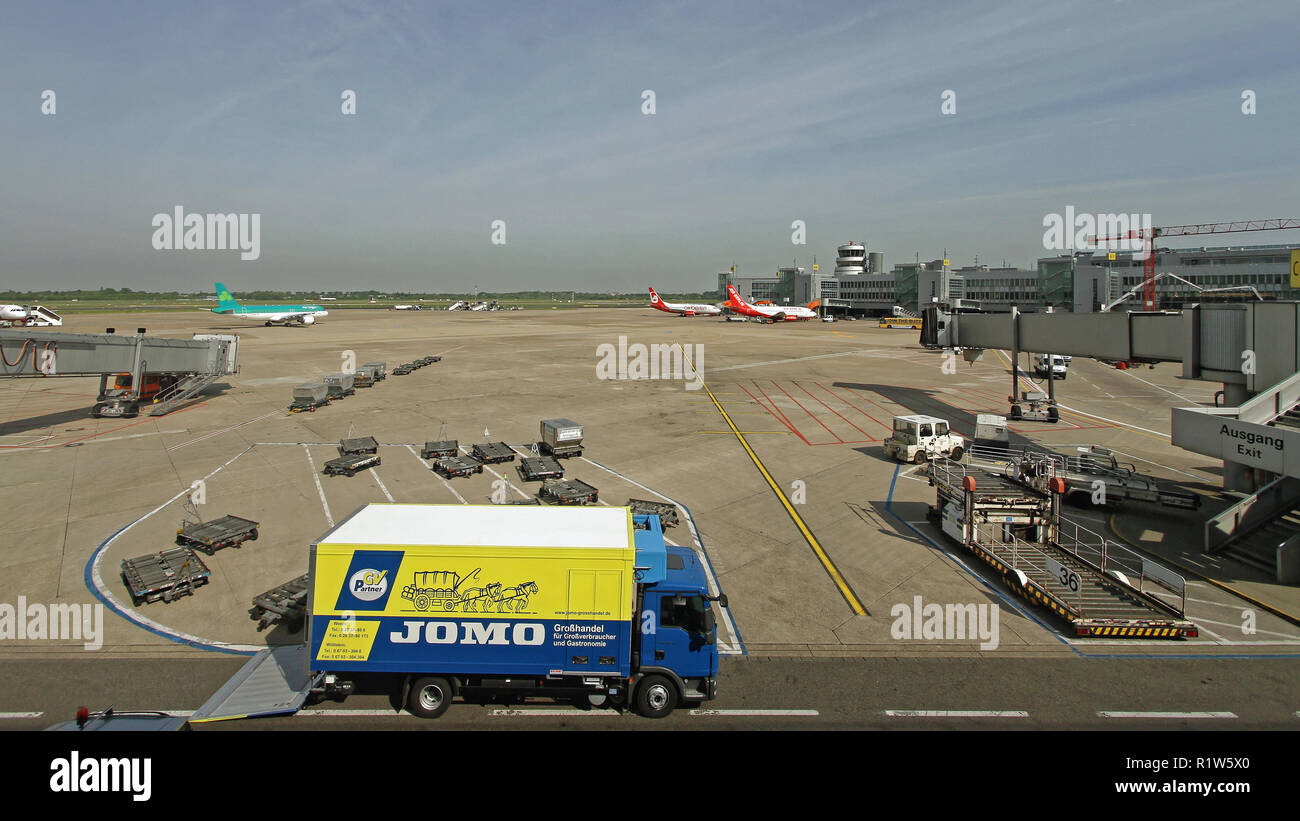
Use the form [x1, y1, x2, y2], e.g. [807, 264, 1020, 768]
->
[923, 302, 1300, 489]
[922, 301, 1300, 580]
[0, 329, 238, 416]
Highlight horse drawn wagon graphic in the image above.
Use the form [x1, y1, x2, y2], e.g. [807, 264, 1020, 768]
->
[401, 568, 540, 613]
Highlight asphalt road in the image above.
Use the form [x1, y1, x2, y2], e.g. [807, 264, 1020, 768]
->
[3, 655, 1297, 731]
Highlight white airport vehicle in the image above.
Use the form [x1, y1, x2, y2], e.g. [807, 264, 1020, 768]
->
[724, 285, 818, 322]
[821, 314, 835, 323]
[883, 415, 965, 464]
[0, 305, 62, 327]
[1033, 354, 1068, 380]
[447, 301, 466, 311]
[647, 286, 722, 317]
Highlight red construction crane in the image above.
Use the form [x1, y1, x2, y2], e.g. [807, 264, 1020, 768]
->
[1090, 218, 1300, 311]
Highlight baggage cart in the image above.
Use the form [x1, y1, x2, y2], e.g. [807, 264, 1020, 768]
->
[518, 456, 565, 481]
[472, 441, 516, 464]
[175, 514, 260, 555]
[249, 574, 309, 632]
[433, 455, 483, 478]
[121, 548, 211, 605]
[324, 453, 381, 476]
[627, 499, 679, 528]
[539, 478, 599, 505]
[339, 436, 379, 455]
[420, 440, 459, 459]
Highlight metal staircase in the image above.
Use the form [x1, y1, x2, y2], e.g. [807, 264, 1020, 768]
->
[148, 370, 224, 416]
[1204, 475, 1300, 582]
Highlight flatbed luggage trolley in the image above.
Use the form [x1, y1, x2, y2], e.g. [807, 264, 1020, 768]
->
[421, 440, 459, 459]
[433, 455, 484, 478]
[393, 364, 415, 375]
[518, 456, 565, 481]
[339, 436, 379, 455]
[176, 514, 260, 555]
[627, 498, 679, 528]
[249, 574, 309, 632]
[472, 442, 516, 464]
[419, 356, 442, 365]
[539, 478, 599, 505]
[324, 453, 381, 477]
[122, 547, 211, 605]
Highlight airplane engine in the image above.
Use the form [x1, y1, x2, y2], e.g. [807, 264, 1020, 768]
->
[300, 314, 316, 325]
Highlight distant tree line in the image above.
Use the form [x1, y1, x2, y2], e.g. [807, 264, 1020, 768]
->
[0, 287, 721, 302]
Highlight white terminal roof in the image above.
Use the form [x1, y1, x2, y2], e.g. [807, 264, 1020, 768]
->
[318, 504, 632, 549]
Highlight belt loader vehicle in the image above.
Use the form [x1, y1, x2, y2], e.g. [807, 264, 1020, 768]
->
[307, 503, 725, 718]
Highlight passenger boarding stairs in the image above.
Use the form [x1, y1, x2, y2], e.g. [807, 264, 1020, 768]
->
[928, 458, 1196, 636]
[148, 369, 224, 416]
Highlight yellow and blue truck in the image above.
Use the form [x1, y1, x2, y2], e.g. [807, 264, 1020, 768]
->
[307, 503, 726, 718]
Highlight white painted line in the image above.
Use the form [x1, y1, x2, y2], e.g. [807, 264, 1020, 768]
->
[1098, 711, 1237, 719]
[369, 468, 395, 502]
[168, 409, 281, 452]
[883, 710, 1029, 718]
[302, 445, 335, 528]
[88, 445, 264, 654]
[1188, 617, 1300, 640]
[295, 709, 411, 717]
[489, 709, 620, 717]
[1118, 369, 1205, 405]
[689, 709, 819, 717]
[407, 445, 467, 504]
[0, 712, 43, 719]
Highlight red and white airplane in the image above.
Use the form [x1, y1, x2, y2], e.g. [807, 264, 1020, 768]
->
[724, 284, 818, 321]
[648, 287, 722, 316]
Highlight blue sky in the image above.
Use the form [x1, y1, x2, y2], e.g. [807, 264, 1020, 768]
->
[2, 0, 1297, 292]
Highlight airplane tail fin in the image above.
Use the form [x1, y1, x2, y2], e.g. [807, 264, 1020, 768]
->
[726, 284, 748, 308]
[648, 286, 660, 304]
[214, 283, 239, 312]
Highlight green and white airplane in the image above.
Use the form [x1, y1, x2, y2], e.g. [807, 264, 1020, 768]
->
[211, 283, 329, 326]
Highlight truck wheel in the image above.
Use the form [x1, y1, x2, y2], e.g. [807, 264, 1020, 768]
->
[911, 450, 925, 465]
[408, 677, 452, 718]
[948, 446, 964, 461]
[635, 675, 677, 719]
[248, 529, 258, 541]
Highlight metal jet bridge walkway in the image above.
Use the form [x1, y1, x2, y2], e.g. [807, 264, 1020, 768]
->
[927, 458, 1198, 638]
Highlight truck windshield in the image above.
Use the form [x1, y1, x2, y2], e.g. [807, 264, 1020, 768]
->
[934, 423, 948, 436]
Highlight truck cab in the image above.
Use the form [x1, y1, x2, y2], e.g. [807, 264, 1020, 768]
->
[631, 529, 721, 715]
[883, 414, 965, 464]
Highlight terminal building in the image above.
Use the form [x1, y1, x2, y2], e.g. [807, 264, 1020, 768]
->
[719, 242, 1300, 315]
